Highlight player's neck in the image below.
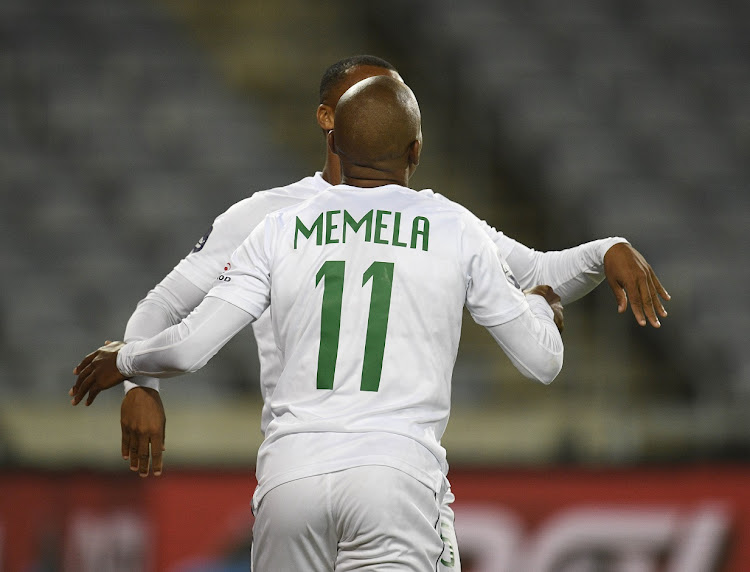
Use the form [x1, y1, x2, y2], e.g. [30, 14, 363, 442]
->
[341, 171, 408, 188]
[325, 155, 409, 188]
[321, 152, 342, 186]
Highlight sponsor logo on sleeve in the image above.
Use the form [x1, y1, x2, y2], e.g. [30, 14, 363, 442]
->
[217, 262, 232, 282]
[191, 225, 213, 253]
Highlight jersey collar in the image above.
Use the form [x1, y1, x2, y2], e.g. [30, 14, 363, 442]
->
[312, 172, 332, 191]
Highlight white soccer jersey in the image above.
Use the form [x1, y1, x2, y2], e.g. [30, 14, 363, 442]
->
[158, 175, 619, 413]
[205, 184, 534, 506]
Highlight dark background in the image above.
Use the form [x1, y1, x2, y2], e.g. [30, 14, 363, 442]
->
[1, 0, 748, 471]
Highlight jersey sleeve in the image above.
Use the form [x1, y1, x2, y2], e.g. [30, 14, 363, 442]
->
[122, 269, 208, 393]
[427, 191, 628, 304]
[485, 296, 564, 384]
[175, 194, 272, 292]
[500, 236, 628, 304]
[117, 297, 255, 378]
[460, 215, 564, 383]
[466, 214, 628, 304]
[116, 213, 279, 378]
[204, 214, 275, 319]
[461, 216, 529, 327]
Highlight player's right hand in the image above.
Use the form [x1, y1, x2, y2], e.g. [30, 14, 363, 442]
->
[121, 387, 166, 477]
[525, 285, 564, 333]
[70, 341, 128, 405]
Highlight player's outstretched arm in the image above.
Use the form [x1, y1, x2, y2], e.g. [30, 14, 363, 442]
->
[603, 242, 670, 328]
[121, 387, 166, 478]
[71, 297, 258, 406]
[440, 195, 670, 326]
[499, 234, 669, 328]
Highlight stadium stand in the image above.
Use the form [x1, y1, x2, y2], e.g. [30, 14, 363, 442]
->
[367, 0, 750, 402]
[1, 0, 748, 464]
[0, 0, 297, 399]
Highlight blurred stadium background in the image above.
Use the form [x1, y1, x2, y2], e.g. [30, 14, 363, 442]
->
[1, 0, 749, 570]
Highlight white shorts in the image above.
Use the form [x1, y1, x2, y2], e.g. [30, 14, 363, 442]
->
[252, 465, 445, 571]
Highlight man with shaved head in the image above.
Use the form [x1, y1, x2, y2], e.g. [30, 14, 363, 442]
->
[70, 72, 568, 570]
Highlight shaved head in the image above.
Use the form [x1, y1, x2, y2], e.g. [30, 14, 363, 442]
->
[332, 76, 422, 182]
[316, 57, 402, 185]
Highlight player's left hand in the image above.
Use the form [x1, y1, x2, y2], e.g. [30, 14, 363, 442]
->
[603, 242, 670, 328]
[121, 387, 166, 477]
[70, 340, 128, 406]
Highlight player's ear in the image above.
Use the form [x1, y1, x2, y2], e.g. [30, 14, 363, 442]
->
[408, 139, 421, 167]
[406, 139, 420, 181]
[317, 104, 334, 131]
[327, 129, 337, 156]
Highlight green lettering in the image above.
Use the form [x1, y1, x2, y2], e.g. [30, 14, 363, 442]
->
[295, 213, 324, 249]
[315, 260, 394, 393]
[392, 212, 407, 247]
[374, 210, 391, 245]
[315, 261, 344, 389]
[411, 216, 430, 251]
[361, 261, 394, 391]
[343, 210, 373, 242]
[325, 210, 341, 244]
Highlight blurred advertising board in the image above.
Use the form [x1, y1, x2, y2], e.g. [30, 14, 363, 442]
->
[0, 466, 748, 571]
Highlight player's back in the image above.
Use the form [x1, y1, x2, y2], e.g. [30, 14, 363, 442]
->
[267, 184, 464, 433]
[214, 182, 531, 504]
[235, 183, 526, 503]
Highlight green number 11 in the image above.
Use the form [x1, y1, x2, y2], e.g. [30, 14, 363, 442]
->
[315, 260, 394, 392]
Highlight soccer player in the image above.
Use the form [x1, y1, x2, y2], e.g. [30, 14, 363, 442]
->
[94, 56, 667, 478]
[71, 74, 565, 571]
[72, 55, 668, 570]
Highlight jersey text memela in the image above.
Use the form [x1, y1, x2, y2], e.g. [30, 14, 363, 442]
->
[294, 210, 430, 251]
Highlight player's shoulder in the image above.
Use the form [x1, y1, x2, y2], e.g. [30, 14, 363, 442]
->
[416, 189, 498, 233]
[411, 189, 481, 229]
[259, 173, 329, 201]
[416, 189, 468, 213]
[264, 187, 333, 225]
[218, 174, 328, 222]
[414, 189, 503, 254]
